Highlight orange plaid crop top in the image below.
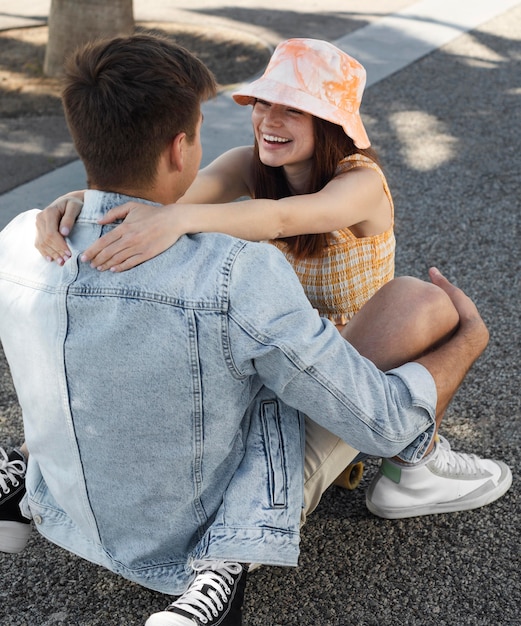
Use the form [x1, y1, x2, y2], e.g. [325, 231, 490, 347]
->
[270, 154, 395, 325]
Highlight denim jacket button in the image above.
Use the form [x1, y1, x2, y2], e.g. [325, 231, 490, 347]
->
[33, 514, 43, 525]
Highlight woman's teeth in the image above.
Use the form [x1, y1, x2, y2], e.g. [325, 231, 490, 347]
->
[263, 134, 290, 143]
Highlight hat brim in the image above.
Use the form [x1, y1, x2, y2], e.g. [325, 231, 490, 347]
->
[232, 78, 370, 149]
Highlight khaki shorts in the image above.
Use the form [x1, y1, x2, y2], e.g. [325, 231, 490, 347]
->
[302, 417, 359, 524]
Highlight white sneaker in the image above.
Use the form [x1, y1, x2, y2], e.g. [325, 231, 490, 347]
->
[366, 436, 512, 519]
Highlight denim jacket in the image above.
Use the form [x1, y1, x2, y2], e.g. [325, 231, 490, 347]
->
[0, 191, 436, 594]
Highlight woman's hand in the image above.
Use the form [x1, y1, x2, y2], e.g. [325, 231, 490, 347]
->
[81, 202, 185, 272]
[35, 192, 85, 265]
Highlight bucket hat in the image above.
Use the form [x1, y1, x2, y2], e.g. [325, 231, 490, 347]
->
[232, 38, 370, 149]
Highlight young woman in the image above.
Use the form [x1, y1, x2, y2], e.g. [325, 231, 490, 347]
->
[37, 38, 394, 330]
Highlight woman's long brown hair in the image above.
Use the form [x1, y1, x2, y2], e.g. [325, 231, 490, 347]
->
[251, 116, 380, 258]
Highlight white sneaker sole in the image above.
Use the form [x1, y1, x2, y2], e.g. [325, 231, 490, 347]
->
[145, 612, 194, 626]
[0, 520, 32, 553]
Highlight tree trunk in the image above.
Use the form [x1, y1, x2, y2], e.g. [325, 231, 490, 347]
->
[44, 0, 134, 77]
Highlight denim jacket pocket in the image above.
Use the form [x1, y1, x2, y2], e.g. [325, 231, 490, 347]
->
[260, 400, 288, 508]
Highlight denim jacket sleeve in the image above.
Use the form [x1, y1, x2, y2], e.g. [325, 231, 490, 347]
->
[227, 241, 436, 462]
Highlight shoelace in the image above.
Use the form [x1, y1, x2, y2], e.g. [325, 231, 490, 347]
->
[432, 436, 487, 476]
[168, 561, 242, 622]
[0, 447, 26, 495]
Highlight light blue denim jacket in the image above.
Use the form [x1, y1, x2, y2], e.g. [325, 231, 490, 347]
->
[0, 191, 436, 594]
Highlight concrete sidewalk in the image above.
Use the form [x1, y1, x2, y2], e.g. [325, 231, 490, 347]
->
[0, 1, 520, 625]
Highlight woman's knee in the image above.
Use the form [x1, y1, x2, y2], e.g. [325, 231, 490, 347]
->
[390, 276, 459, 336]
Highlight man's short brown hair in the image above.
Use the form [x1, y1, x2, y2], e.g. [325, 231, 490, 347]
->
[62, 33, 217, 190]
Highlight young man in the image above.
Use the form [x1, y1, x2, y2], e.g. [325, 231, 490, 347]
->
[0, 33, 511, 626]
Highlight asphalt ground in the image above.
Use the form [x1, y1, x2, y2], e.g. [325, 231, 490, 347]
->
[0, 2, 520, 625]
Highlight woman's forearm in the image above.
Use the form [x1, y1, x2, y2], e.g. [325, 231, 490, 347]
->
[179, 200, 286, 241]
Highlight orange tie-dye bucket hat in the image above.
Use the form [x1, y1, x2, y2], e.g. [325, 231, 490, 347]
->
[232, 38, 370, 149]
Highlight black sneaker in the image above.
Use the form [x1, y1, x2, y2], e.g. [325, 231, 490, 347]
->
[0, 447, 31, 553]
[145, 561, 247, 626]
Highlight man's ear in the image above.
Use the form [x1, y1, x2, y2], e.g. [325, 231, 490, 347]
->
[169, 132, 187, 172]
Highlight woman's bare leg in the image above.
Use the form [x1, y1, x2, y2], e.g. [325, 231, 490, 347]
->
[342, 276, 459, 372]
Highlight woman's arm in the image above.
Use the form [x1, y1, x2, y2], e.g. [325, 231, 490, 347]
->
[84, 164, 392, 272]
[182, 166, 391, 239]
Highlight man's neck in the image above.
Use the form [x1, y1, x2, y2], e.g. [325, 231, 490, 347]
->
[89, 185, 180, 206]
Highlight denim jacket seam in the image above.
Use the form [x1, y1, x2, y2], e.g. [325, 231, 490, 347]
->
[219, 239, 252, 380]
